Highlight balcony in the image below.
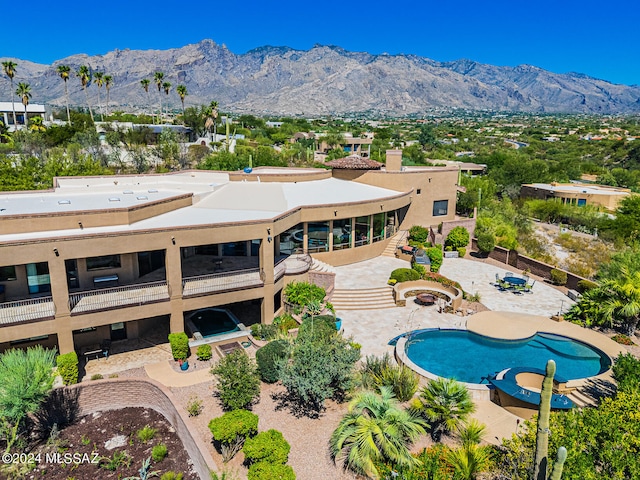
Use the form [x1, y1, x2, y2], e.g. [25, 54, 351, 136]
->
[278, 254, 312, 276]
[0, 296, 55, 325]
[69, 281, 170, 315]
[182, 268, 263, 298]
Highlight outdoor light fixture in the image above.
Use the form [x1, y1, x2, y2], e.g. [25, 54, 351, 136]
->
[334, 210, 337, 216]
[171, 237, 176, 245]
[267, 236, 273, 243]
[78, 222, 83, 229]
[267, 228, 271, 235]
[53, 248, 59, 257]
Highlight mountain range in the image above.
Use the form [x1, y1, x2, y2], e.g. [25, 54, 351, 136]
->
[1, 39, 639, 116]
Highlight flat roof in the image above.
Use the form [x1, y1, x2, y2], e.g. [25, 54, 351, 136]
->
[0, 174, 407, 242]
[524, 183, 630, 196]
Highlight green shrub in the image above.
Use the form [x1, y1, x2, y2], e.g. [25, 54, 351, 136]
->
[358, 354, 419, 402]
[90, 374, 103, 381]
[137, 425, 157, 443]
[550, 268, 568, 286]
[457, 247, 466, 258]
[297, 315, 337, 340]
[196, 344, 212, 361]
[612, 353, 640, 392]
[242, 429, 291, 465]
[56, 352, 79, 386]
[283, 281, 325, 307]
[168, 332, 189, 361]
[248, 462, 296, 480]
[389, 268, 421, 283]
[409, 225, 430, 244]
[152, 444, 168, 462]
[476, 232, 496, 254]
[250, 323, 278, 341]
[445, 226, 470, 250]
[425, 247, 443, 272]
[273, 314, 299, 333]
[160, 472, 183, 480]
[577, 279, 598, 293]
[611, 334, 635, 346]
[422, 271, 463, 291]
[208, 409, 259, 462]
[211, 350, 260, 410]
[412, 264, 427, 276]
[256, 339, 290, 383]
[186, 396, 203, 417]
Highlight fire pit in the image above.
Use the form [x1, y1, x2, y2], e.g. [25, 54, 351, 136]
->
[416, 293, 436, 306]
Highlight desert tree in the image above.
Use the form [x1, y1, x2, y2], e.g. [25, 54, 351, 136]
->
[176, 84, 187, 118]
[56, 65, 72, 124]
[76, 65, 94, 122]
[1, 61, 17, 128]
[153, 71, 164, 123]
[15, 82, 31, 128]
[104, 75, 113, 117]
[162, 81, 172, 117]
[93, 71, 105, 121]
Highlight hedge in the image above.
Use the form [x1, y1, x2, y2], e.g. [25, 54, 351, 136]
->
[243, 429, 291, 465]
[256, 340, 290, 383]
[550, 268, 568, 286]
[196, 344, 212, 361]
[168, 332, 189, 361]
[248, 462, 296, 480]
[425, 247, 443, 272]
[56, 351, 79, 385]
[389, 268, 421, 283]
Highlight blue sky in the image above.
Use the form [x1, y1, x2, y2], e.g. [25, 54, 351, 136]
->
[4, 0, 640, 86]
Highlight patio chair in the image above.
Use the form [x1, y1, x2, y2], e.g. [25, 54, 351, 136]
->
[505, 271, 514, 277]
[524, 279, 535, 293]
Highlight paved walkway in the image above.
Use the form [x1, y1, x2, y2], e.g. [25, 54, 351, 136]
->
[145, 361, 213, 387]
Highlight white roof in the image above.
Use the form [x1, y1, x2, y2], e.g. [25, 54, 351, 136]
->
[0, 102, 45, 113]
[0, 174, 405, 242]
[526, 183, 630, 196]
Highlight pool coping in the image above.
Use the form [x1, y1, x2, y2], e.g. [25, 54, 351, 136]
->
[395, 311, 627, 399]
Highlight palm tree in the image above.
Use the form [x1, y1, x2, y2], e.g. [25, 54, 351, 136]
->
[153, 71, 164, 123]
[140, 78, 151, 120]
[330, 387, 427, 479]
[93, 71, 105, 121]
[56, 65, 72, 125]
[104, 75, 113, 117]
[600, 268, 640, 336]
[210, 100, 219, 138]
[162, 81, 172, 118]
[15, 82, 31, 128]
[76, 65, 94, 122]
[446, 444, 492, 480]
[412, 377, 475, 441]
[2, 61, 17, 128]
[176, 84, 187, 118]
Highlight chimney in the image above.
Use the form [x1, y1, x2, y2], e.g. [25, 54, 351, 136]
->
[385, 149, 402, 172]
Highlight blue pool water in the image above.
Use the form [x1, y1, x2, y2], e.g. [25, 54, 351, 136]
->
[190, 308, 240, 338]
[404, 330, 610, 384]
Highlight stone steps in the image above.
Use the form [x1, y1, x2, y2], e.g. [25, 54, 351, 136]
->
[567, 388, 598, 408]
[310, 258, 337, 274]
[381, 230, 409, 257]
[331, 287, 396, 310]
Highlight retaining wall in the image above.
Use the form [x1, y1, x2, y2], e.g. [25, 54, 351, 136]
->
[66, 378, 217, 479]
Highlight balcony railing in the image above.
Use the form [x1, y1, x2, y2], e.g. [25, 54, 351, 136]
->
[182, 268, 263, 297]
[0, 296, 55, 325]
[69, 281, 170, 315]
[274, 259, 287, 282]
[280, 254, 312, 275]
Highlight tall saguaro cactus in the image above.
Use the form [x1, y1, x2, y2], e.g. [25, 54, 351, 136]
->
[533, 359, 567, 480]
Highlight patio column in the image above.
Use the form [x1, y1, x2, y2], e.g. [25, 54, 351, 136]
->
[328, 221, 334, 251]
[303, 223, 309, 254]
[260, 235, 275, 324]
[166, 244, 185, 334]
[49, 254, 70, 317]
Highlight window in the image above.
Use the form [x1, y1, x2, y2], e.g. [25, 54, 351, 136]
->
[332, 218, 352, 250]
[577, 199, 586, 207]
[355, 216, 371, 247]
[86, 255, 121, 270]
[433, 200, 448, 217]
[416, 189, 421, 195]
[0, 266, 17, 281]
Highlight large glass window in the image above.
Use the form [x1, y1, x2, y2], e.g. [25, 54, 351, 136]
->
[86, 255, 121, 270]
[0, 266, 16, 281]
[307, 221, 329, 253]
[279, 223, 304, 254]
[26, 262, 51, 294]
[65, 259, 79, 290]
[332, 218, 352, 250]
[355, 216, 371, 247]
[433, 200, 449, 217]
[372, 213, 385, 243]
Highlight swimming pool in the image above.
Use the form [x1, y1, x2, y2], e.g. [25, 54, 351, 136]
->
[404, 329, 610, 384]
[188, 308, 240, 338]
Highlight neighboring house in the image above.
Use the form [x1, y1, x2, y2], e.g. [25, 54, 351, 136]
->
[520, 182, 631, 211]
[0, 101, 46, 131]
[0, 150, 462, 355]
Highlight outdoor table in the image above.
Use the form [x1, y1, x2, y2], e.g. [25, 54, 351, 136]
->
[503, 276, 526, 286]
